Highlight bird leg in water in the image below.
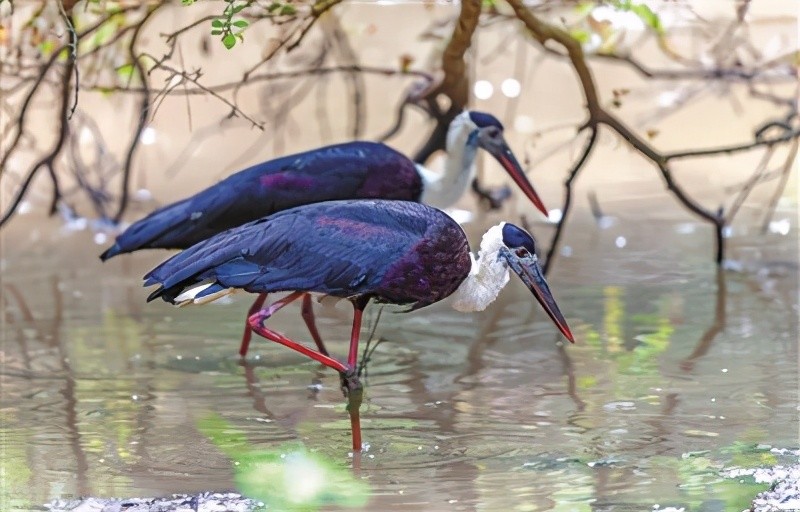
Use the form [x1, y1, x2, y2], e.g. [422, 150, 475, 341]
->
[247, 296, 367, 451]
[240, 293, 329, 357]
[341, 369, 363, 452]
[340, 303, 365, 451]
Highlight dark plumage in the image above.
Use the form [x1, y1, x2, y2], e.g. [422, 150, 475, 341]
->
[143, 199, 573, 452]
[145, 200, 470, 310]
[101, 142, 420, 260]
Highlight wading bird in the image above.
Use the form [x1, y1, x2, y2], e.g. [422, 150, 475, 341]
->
[144, 200, 574, 451]
[101, 111, 549, 357]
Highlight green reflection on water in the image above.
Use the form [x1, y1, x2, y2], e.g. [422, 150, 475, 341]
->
[198, 413, 369, 510]
[0, 426, 33, 511]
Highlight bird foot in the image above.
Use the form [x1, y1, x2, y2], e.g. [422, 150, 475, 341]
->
[340, 368, 362, 401]
[340, 369, 364, 452]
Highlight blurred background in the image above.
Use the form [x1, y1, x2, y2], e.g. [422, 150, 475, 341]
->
[1, 1, 798, 510]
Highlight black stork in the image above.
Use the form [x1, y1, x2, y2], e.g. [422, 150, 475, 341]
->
[101, 111, 548, 358]
[144, 199, 574, 451]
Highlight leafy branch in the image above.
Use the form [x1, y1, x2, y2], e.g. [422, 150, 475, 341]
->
[211, 0, 250, 50]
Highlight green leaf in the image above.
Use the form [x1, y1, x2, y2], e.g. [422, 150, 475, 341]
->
[137, 54, 157, 73]
[222, 33, 236, 49]
[575, 1, 596, 16]
[211, 29, 223, 35]
[232, 4, 247, 14]
[267, 2, 281, 12]
[38, 39, 56, 58]
[279, 4, 296, 15]
[232, 19, 248, 28]
[570, 28, 590, 44]
[211, 18, 224, 28]
[116, 63, 136, 81]
[611, 0, 664, 35]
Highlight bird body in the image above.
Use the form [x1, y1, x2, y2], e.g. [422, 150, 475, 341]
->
[101, 111, 548, 260]
[101, 142, 421, 259]
[145, 200, 472, 311]
[143, 200, 574, 451]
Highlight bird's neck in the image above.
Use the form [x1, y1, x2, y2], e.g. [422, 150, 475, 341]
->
[418, 125, 479, 209]
[449, 224, 509, 312]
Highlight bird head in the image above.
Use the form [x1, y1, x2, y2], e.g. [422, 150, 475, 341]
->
[497, 222, 574, 343]
[451, 111, 549, 217]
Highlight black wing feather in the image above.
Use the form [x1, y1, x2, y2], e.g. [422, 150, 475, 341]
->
[145, 200, 435, 304]
[105, 142, 407, 258]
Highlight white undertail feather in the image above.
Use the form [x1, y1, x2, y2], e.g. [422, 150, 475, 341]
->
[450, 222, 510, 312]
[418, 111, 480, 209]
[174, 280, 236, 307]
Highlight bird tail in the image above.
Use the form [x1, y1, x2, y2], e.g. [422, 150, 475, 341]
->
[99, 198, 192, 261]
[147, 280, 232, 306]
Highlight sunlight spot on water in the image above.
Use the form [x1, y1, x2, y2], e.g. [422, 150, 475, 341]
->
[615, 236, 627, 248]
[561, 245, 573, 257]
[548, 208, 563, 222]
[140, 126, 157, 145]
[135, 188, 153, 201]
[473, 80, 493, 100]
[603, 401, 636, 411]
[658, 90, 681, 108]
[94, 233, 108, 245]
[598, 216, 615, 229]
[769, 218, 791, 235]
[501, 78, 521, 98]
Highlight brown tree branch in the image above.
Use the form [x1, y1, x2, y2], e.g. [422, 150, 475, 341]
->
[543, 126, 597, 275]
[0, 57, 74, 228]
[505, 0, 798, 267]
[112, 5, 160, 223]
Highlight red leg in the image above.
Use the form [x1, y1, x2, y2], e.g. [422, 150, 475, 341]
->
[344, 303, 365, 451]
[301, 294, 329, 356]
[348, 306, 363, 368]
[247, 294, 348, 373]
[239, 293, 268, 357]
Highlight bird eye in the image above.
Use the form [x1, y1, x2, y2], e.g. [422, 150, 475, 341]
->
[515, 248, 528, 258]
[485, 126, 500, 138]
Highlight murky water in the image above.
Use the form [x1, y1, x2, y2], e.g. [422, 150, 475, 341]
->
[1, 203, 797, 511]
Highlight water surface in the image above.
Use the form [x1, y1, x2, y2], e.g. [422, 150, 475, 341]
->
[1, 208, 797, 511]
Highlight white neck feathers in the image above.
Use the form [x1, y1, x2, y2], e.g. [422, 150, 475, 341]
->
[450, 223, 510, 312]
[418, 112, 479, 209]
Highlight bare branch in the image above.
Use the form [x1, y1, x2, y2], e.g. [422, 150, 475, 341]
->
[543, 127, 597, 276]
[113, 5, 160, 223]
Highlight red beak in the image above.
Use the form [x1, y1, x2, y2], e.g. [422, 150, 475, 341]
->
[494, 148, 549, 217]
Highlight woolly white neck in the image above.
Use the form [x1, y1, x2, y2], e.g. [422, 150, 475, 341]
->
[449, 223, 510, 312]
[418, 111, 479, 209]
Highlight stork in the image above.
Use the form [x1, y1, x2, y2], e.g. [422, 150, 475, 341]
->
[144, 200, 574, 451]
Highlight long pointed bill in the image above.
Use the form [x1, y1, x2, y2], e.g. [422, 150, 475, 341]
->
[489, 142, 549, 217]
[501, 248, 575, 343]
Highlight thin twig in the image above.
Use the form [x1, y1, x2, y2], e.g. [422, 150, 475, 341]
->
[543, 126, 597, 275]
[112, 5, 160, 223]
